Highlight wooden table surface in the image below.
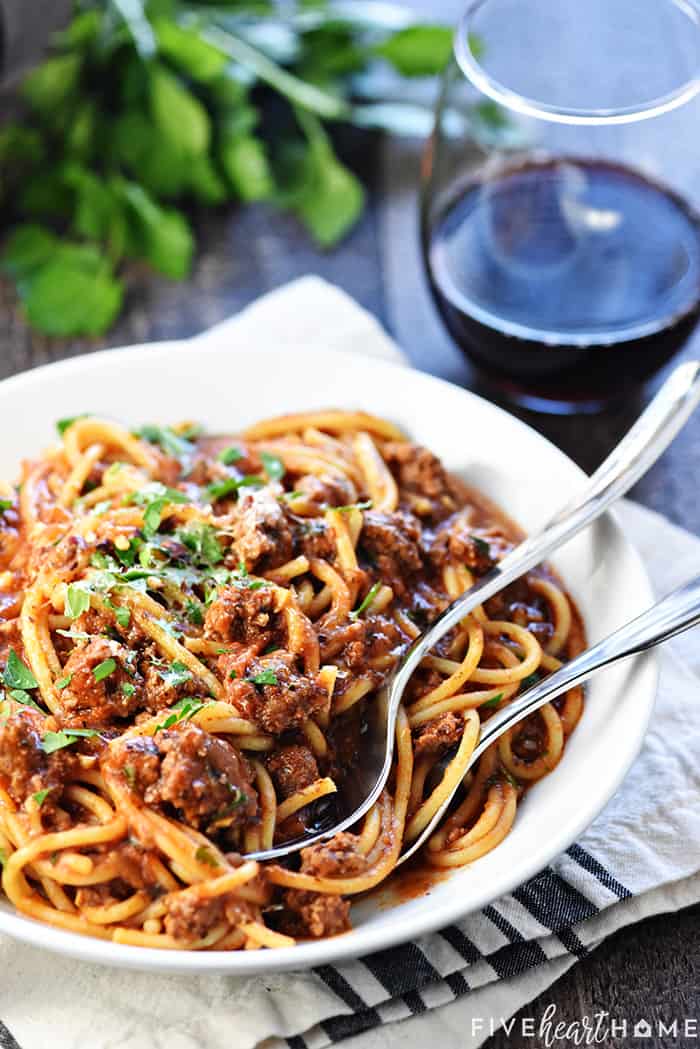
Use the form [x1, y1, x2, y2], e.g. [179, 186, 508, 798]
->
[0, 127, 698, 1047]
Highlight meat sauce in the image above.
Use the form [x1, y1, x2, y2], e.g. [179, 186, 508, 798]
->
[0, 422, 585, 943]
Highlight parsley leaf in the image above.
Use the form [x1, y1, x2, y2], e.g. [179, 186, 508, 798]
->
[520, 673, 540, 691]
[55, 674, 72, 690]
[292, 110, 364, 248]
[260, 451, 285, 482]
[218, 445, 243, 465]
[375, 25, 454, 77]
[92, 658, 116, 682]
[7, 689, 43, 710]
[154, 695, 208, 732]
[206, 475, 261, 503]
[194, 844, 219, 868]
[186, 600, 204, 626]
[349, 581, 382, 621]
[159, 660, 192, 688]
[42, 728, 98, 753]
[33, 788, 50, 807]
[0, 498, 14, 513]
[480, 692, 504, 710]
[65, 583, 91, 619]
[177, 522, 224, 567]
[56, 413, 89, 436]
[333, 500, 372, 513]
[109, 603, 131, 629]
[3, 649, 38, 690]
[130, 483, 188, 536]
[136, 424, 194, 461]
[246, 669, 278, 687]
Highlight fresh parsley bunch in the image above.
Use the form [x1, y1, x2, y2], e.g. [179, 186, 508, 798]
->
[0, 1, 453, 337]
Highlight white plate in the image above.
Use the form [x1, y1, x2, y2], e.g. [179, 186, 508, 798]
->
[0, 342, 657, 973]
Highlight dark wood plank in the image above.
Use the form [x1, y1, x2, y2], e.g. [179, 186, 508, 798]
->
[485, 903, 700, 1049]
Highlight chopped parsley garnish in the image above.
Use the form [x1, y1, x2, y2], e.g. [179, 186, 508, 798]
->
[217, 445, 243, 465]
[520, 673, 539, 691]
[122, 764, 136, 788]
[210, 788, 248, 825]
[480, 692, 504, 709]
[56, 414, 89, 436]
[185, 600, 204, 626]
[136, 424, 195, 462]
[90, 551, 112, 570]
[349, 581, 382, 621]
[65, 583, 91, 619]
[42, 729, 99, 754]
[177, 522, 224, 567]
[129, 483, 189, 537]
[154, 696, 208, 732]
[92, 658, 116, 682]
[0, 498, 13, 513]
[7, 689, 43, 709]
[109, 603, 131, 629]
[55, 674, 72, 690]
[114, 537, 141, 567]
[246, 669, 278, 687]
[229, 669, 237, 680]
[0, 848, 6, 867]
[122, 682, 136, 697]
[3, 649, 38, 691]
[260, 451, 285, 482]
[33, 788, 50, 807]
[194, 844, 219, 868]
[206, 474, 261, 503]
[333, 499, 372, 513]
[159, 661, 192, 689]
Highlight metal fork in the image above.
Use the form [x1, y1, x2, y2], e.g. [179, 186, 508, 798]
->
[248, 361, 700, 862]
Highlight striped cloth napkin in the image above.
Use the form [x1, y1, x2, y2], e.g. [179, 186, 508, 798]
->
[1, 278, 699, 1049]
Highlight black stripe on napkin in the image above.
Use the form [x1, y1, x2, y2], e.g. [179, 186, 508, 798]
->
[0, 1023, 22, 1049]
[483, 904, 550, 976]
[566, 843, 632, 899]
[315, 964, 380, 1018]
[401, 990, 427, 1015]
[514, 868, 599, 931]
[321, 1009, 385, 1044]
[361, 942, 441, 996]
[439, 925, 482, 964]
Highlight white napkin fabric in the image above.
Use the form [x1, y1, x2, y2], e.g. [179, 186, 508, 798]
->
[1, 277, 699, 1049]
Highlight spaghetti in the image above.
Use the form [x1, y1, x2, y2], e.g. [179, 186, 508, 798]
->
[0, 411, 584, 949]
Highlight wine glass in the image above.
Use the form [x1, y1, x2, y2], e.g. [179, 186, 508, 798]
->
[421, 0, 700, 413]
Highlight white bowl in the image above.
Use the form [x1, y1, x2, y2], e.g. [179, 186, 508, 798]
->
[0, 342, 656, 973]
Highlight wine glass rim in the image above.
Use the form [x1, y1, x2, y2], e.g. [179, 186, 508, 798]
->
[454, 0, 700, 126]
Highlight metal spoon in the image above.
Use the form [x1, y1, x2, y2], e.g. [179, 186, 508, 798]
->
[248, 361, 700, 862]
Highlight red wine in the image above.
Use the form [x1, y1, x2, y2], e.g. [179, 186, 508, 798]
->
[425, 159, 700, 409]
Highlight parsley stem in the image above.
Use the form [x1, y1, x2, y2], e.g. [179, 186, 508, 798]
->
[201, 25, 351, 120]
